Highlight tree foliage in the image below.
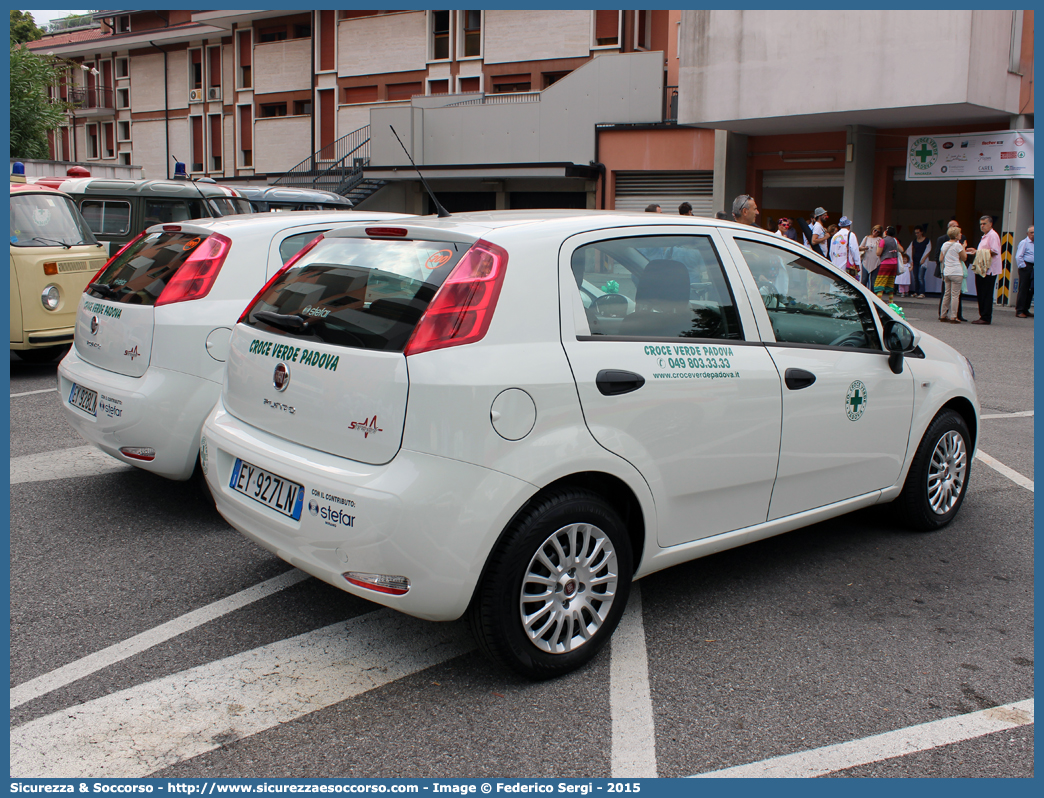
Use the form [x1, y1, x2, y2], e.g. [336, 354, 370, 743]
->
[10, 10, 45, 43]
[10, 45, 72, 159]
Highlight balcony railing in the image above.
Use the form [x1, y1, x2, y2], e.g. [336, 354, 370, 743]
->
[66, 86, 115, 111]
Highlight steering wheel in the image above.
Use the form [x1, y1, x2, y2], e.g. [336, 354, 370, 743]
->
[829, 330, 866, 348]
[592, 293, 629, 319]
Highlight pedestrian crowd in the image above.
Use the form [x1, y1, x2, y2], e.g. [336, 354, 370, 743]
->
[714, 194, 1032, 323]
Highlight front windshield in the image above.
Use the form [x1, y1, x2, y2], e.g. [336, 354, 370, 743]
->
[208, 197, 254, 216]
[10, 192, 98, 248]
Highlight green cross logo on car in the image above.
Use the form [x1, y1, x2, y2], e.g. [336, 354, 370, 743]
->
[846, 380, 868, 422]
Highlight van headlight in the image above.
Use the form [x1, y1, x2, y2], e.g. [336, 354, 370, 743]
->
[41, 285, 61, 311]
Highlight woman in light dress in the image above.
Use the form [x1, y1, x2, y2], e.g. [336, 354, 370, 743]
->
[859, 225, 883, 288]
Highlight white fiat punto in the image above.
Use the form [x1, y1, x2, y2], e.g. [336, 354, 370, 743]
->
[201, 211, 979, 678]
[58, 210, 409, 483]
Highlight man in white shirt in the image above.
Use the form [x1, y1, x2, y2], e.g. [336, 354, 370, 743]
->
[829, 216, 861, 275]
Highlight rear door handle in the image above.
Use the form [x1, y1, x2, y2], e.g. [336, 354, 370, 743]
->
[784, 368, 816, 390]
[596, 369, 646, 396]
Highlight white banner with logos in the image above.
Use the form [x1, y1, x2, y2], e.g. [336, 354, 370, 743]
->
[906, 130, 1034, 181]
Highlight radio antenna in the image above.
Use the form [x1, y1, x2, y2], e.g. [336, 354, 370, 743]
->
[389, 125, 451, 218]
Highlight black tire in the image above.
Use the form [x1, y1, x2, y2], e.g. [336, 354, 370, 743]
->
[468, 488, 632, 679]
[15, 345, 69, 364]
[894, 409, 972, 531]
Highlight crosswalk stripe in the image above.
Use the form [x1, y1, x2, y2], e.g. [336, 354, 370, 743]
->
[975, 450, 1034, 492]
[10, 570, 311, 710]
[610, 584, 657, 777]
[11, 610, 476, 778]
[691, 699, 1034, 777]
[10, 445, 135, 485]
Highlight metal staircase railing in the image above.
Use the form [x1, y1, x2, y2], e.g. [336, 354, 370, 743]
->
[273, 125, 371, 193]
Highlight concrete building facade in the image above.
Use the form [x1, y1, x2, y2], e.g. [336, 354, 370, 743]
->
[678, 9, 1034, 293]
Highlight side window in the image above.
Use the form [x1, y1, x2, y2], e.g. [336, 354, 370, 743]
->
[79, 200, 131, 235]
[278, 231, 326, 264]
[734, 238, 881, 350]
[144, 199, 206, 225]
[569, 235, 743, 341]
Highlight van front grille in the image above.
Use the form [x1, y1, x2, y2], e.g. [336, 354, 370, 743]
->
[56, 260, 105, 273]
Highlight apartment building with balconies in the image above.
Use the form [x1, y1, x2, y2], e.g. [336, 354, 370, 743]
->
[30, 9, 718, 214]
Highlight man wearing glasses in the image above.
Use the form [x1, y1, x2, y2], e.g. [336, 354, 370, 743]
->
[732, 194, 759, 226]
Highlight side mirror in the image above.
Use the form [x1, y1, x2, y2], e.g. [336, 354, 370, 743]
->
[883, 319, 916, 374]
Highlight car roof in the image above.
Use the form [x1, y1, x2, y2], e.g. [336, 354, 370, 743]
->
[56, 177, 245, 198]
[324, 209, 776, 240]
[234, 186, 353, 205]
[143, 210, 412, 237]
[10, 182, 70, 197]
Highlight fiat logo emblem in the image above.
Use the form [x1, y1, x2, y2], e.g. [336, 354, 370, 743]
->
[273, 362, 290, 392]
[90, 315, 99, 335]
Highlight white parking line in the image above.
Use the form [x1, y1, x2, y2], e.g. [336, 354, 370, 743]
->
[10, 570, 311, 710]
[10, 388, 58, 398]
[975, 450, 1034, 492]
[691, 699, 1034, 777]
[10, 610, 476, 778]
[610, 583, 657, 778]
[10, 445, 135, 484]
[979, 410, 1033, 419]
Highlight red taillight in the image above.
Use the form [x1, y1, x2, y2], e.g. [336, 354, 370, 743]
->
[404, 239, 508, 357]
[155, 232, 232, 307]
[85, 232, 146, 289]
[236, 233, 325, 323]
[366, 227, 408, 237]
[162, 225, 182, 232]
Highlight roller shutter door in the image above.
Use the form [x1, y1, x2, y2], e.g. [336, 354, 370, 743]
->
[613, 171, 714, 216]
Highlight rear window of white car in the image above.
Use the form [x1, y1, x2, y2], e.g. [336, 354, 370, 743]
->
[86, 230, 226, 305]
[242, 237, 470, 352]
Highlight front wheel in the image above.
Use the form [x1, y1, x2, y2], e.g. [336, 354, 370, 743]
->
[468, 489, 632, 679]
[894, 409, 972, 531]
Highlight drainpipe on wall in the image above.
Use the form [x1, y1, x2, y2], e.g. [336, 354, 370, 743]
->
[149, 41, 171, 179]
[310, 11, 317, 176]
[592, 124, 607, 210]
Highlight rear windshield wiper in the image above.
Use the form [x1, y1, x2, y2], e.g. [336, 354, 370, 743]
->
[254, 310, 332, 341]
[88, 282, 120, 299]
[254, 311, 308, 332]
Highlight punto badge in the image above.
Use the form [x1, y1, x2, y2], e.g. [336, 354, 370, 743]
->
[274, 362, 290, 392]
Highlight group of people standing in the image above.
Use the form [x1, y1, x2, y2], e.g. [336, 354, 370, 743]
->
[654, 196, 1032, 325]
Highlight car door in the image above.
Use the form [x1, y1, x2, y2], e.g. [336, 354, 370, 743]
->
[558, 226, 783, 548]
[724, 234, 915, 520]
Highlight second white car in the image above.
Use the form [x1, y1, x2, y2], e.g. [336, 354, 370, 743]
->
[58, 210, 410, 482]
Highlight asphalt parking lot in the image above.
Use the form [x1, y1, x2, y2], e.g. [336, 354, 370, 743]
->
[8, 296, 1033, 779]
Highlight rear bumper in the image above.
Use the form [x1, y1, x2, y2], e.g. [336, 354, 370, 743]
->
[202, 398, 537, 621]
[57, 346, 219, 480]
[11, 327, 75, 349]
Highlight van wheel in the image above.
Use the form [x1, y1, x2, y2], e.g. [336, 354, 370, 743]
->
[468, 489, 631, 679]
[894, 410, 972, 531]
[16, 345, 69, 364]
